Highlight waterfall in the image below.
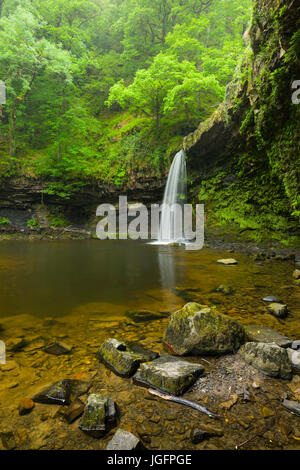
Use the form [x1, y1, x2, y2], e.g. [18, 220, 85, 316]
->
[158, 149, 187, 243]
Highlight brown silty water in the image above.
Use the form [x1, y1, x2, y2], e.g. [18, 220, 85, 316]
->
[0, 240, 299, 450]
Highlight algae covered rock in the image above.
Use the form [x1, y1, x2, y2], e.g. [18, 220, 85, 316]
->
[133, 354, 204, 396]
[239, 342, 292, 379]
[97, 338, 158, 377]
[79, 393, 118, 437]
[32, 379, 72, 405]
[164, 302, 245, 355]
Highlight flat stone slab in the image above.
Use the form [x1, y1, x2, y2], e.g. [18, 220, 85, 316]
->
[245, 325, 293, 348]
[239, 342, 292, 380]
[79, 393, 118, 437]
[97, 338, 158, 378]
[44, 341, 73, 355]
[133, 354, 204, 396]
[217, 259, 237, 265]
[106, 429, 143, 450]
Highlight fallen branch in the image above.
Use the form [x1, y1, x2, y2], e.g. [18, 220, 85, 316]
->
[148, 388, 220, 419]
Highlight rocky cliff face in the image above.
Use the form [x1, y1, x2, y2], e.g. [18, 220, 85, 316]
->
[184, 0, 300, 244]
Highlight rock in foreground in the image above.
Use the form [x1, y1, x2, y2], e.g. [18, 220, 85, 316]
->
[106, 429, 143, 450]
[97, 338, 158, 378]
[287, 348, 300, 370]
[164, 302, 245, 355]
[282, 399, 300, 417]
[133, 354, 204, 396]
[245, 325, 292, 348]
[239, 342, 292, 379]
[79, 394, 118, 437]
[32, 380, 71, 405]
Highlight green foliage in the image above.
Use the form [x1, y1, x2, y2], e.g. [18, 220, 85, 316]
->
[0, 0, 251, 195]
[26, 218, 39, 228]
[0, 217, 10, 225]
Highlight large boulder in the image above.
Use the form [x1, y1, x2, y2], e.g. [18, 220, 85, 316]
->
[79, 393, 118, 437]
[164, 302, 245, 355]
[97, 338, 158, 378]
[239, 342, 292, 379]
[133, 354, 204, 396]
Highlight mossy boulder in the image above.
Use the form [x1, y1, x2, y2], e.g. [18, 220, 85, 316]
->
[164, 302, 245, 356]
[97, 338, 158, 378]
[239, 342, 292, 379]
[79, 393, 118, 437]
[133, 354, 204, 396]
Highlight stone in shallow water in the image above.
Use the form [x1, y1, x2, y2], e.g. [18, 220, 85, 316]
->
[97, 338, 158, 378]
[215, 285, 233, 295]
[164, 302, 245, 356]
[293, 269, 300, 280]
[79, 393, 118, 437]
[125, 310, 165, 323]
[262, 295, 281, 303]
[64, 398, 84, 424]
[282, 399, 300, 417]
[287, 348, 300, 370]
[267, 303, 288, 319]
[32, 380, 72, 405]
[44, 341, 73, 355]
[244, 325, 292, 348]
[217, 258, 237, 265]
[18, 398, 35, 416]
[133, 354, 204, 396]
[106, 429, 143, 450]
[239, 342, 292, 380]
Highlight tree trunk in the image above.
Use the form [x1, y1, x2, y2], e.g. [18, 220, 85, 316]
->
[9, 101, 16, 157]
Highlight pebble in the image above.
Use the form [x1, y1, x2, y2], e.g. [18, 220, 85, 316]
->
[19, 398, 35, 416]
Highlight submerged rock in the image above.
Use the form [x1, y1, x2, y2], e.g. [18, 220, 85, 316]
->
[32, 380, 72, 405]
[262, 295, 281, 303]
[125, 310, 165, 323]
[244, 325, 292, 348]
[97, 338, 158, 378]
[267, 303, 288, 319]
[191, 425, 223, 444]
[32, 379, 90, 406]
[239, 342, 292, 379]
[217, 258, 237, 265]
[164, 302, 245, 356]
[133, 354, 204, 396]
[293, 269, 300, 279]
[282, 399, 300, 417]
[106, 429, 143, 450]
[18, 398, 35, 416]
[215, 285, 233, 295]
[44, 341, 73, 355]
[64, 398, 84, 424]
[79, 393, 118, 437]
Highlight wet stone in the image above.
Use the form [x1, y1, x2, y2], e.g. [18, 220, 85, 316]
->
[215, 285, 233, 295]
[191, 429, 216, 444]
[239, 342, 292, 380]
[64, 398, 84, 424]
[32, 379, 72, 405]
[245, 325, 293, 348]
[263, 296, 281, 303]
[133, 354, 204, 396]
[44, 341, 73, 355]
[282, 400, 300, 417]
[164, 302, 245, 355]
[78, 393, 118, 438]
[217, 258, 237, 265]
[19, 398, 35, 416]
[97, 338, 158, 378]
[293, 269, 300, 280]
[106, 429, 143, 450]
[267, 303, 288, 319]
[125, 310, 165, 323]
[0, 430, 16, 450]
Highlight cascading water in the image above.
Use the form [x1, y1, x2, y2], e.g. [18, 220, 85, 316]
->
[158, 149, 187, 243]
